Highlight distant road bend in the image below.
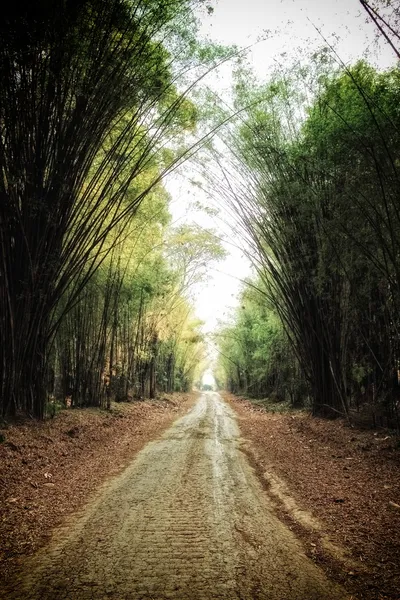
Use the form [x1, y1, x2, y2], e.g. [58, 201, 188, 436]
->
[6, 392, 347, 599]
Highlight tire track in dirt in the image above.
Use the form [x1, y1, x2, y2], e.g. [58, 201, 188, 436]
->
[2, 393, 348, 599]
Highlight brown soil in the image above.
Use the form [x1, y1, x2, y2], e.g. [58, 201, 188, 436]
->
[225, 392, 400, 600]
[0, 393, 194, 585]
[1, 393, 346, 600]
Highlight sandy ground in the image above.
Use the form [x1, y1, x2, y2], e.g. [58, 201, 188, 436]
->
[0, 393, 193, 580]
[2, 392, 348, 600]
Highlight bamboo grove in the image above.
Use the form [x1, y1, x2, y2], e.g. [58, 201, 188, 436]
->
[214, 1, 400, 424]
[0, 0, 226, 418]
[52, 207, 224, 411]
[2, 0, 400, 426]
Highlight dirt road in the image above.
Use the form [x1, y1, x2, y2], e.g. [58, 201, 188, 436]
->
[3, 393, 347, 599]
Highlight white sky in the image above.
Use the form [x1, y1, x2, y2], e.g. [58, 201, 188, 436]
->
[165, 0, 398, 373]
[199, 0, 395, 72]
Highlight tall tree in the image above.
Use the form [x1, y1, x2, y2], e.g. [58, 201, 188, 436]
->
[0, 0, 212, 417]
[209, 58, 400, 421]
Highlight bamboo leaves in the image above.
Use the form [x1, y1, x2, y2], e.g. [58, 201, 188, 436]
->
[0, 0, 219, 417]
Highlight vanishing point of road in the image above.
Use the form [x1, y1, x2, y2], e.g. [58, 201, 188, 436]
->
[4, 392, 347, 599]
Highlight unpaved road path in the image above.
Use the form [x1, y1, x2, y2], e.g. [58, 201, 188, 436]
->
[3, 393, 347, 599]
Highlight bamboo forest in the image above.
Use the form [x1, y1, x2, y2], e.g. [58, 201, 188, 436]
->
[1, 2, 400, 599]
[2, 0, 399, 426]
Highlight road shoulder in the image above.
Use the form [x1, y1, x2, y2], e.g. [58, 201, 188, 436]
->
[225, 392, 400, 600]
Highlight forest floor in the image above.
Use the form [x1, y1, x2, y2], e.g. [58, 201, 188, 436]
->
[0, 393, 195, 586]
[1, 391, 399, 599]
[1, 392, 346, 600]
[225, 392, 400, 600]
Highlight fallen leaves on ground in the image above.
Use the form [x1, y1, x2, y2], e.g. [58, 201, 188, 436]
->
[226, 393, 400, 600]
[0, 394, 193, 584]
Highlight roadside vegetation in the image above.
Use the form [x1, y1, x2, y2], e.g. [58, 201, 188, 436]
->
[215, 1, 400, 427]
[0, 0, 399, 429]
[0, 0, 226, 420]
[1, 3, 400, 597]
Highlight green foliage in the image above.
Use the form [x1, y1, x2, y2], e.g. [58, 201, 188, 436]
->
[219, 56, 400, 421]
[52, 176, 225, 406]
[166, 224, 227, 288]
[216, 279, 301, 404]
[0, 0, 230, 418]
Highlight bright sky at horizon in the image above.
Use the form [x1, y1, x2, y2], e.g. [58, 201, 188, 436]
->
[165, 0, 398, 380]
